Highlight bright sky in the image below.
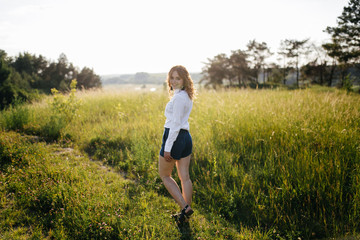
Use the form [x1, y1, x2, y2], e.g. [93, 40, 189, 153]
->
[0, 0, 348, 75]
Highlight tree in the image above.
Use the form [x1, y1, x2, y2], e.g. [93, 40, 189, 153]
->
[310, 43, 331, 86]
[40, 62, 57, 93]
[56, 53, 73, 91]
[0, 49, 8, 62]
[300, 43, 336, 86]
[277, 50, 289, 85]
[39, 53, 76, 92]
[11, 52, 42, 89]
[0, 49, 102, 108]
[246, 40, 272, 84]
[133, 72, 150, 84]
[323, 0, 360, 85]
[324, 0, 360, 63]
[76, 67, 102, 89]
[30, 54, 48, 89]
[279, 39, 310, 87]
[201, 50, 257, 88]
[228, 50, 251, 87]
[267, 63, 283, 84]
[0, 59, 10, 86]
[0, 59, 31, 109]
[12, 52, 36, 75]
[201, 54, 230, 88]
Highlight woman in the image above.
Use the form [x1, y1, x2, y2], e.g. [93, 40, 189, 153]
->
[159, 65, 196, 225]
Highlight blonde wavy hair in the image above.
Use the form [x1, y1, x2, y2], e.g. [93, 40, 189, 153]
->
[166, 65, 196, 100]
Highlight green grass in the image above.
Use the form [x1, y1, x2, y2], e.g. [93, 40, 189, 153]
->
[0, 131, 256, 239]
[1, 86, 360, 239]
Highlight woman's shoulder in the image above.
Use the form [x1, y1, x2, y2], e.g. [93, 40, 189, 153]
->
[172, 90, 191, 103]
[179, 90, 191, 100]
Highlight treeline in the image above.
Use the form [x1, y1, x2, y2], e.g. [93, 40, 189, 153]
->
[0, 50, 101, 109]
[202, 0, 360, 90]
[101, 72, 203, 85]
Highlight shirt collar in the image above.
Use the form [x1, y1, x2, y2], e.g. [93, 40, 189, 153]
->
[174, 89, 181, 94]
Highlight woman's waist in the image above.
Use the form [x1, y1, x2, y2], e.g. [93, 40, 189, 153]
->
[164, 121, 189, 129]
[164, 127, 189, 132]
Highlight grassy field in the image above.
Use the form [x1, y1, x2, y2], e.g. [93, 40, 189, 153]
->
[1, 85, 360, 239]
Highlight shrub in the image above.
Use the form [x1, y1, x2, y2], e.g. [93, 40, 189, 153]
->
[2, 99, 30, 131]
[40, 79, 80, 141]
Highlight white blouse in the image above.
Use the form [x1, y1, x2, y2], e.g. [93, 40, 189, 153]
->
[164, 89, 193, 152]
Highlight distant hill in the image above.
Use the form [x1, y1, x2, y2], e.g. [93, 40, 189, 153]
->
[101, 72, 203, 85]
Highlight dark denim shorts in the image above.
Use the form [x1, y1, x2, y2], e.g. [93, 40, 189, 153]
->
[159, 128, 192, 160]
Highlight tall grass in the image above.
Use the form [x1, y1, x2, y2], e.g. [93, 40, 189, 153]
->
[1, 131, 252, 239]
[191, 88, 360, 238]
[1, 100, 30, 132]
[1, 86, 359, 239]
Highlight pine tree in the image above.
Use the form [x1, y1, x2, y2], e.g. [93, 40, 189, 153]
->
[323, 0, 360, 64]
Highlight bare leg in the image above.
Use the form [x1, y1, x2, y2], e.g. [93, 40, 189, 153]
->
[158, 155, 188, 209]
[176, 154, 193, 207]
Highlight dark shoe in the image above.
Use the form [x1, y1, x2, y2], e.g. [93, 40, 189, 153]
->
[182, 205, 194, 218]
[171, 205, 193, 225]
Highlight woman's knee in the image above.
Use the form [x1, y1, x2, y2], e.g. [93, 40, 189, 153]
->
[158, 156, 174, 180]
[179, 173, 190, 182]
[158, 167, 171, 181]
[158, 169, 169, 180]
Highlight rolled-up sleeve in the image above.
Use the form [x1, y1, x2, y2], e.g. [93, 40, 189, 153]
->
[164, 96, 186, 152]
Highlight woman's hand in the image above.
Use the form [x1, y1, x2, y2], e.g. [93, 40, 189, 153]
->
[164, 151, 173, 162]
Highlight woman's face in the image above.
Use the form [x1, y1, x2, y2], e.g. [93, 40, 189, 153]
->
[170, 70, 184, 90]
